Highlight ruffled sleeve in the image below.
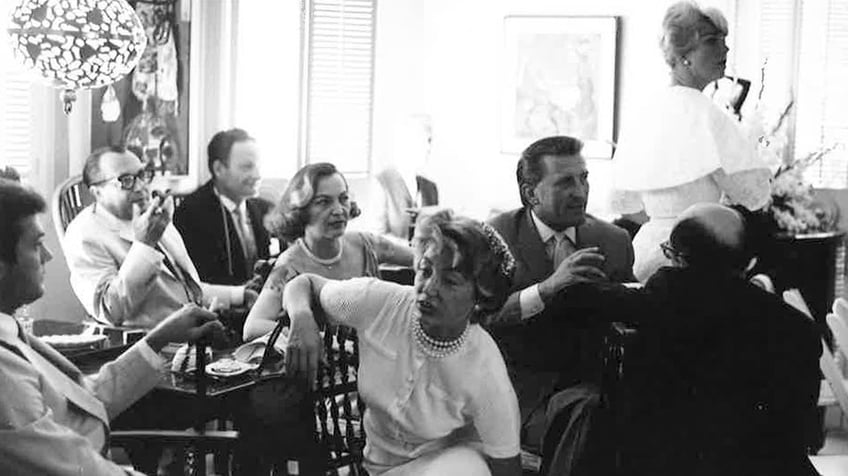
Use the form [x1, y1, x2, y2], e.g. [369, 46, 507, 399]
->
[613, 86, 768, 192]
[713, 168, 772, 210]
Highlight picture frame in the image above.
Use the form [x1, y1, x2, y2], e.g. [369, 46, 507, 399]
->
[501, 16, 618, 158]
[90, 0, 192, 178]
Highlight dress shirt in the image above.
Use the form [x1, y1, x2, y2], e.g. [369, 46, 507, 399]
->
[214, 188, 258, 269]
[318, 278, 521, 474]
[518, 211, 576, 320]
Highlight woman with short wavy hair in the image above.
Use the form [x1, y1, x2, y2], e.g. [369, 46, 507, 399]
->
[243, 162, 413, 340]
[611, 1, 770, 282]
[283, 210, 522, 475]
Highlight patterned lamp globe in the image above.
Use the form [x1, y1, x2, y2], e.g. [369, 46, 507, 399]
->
[6, 0, 147, 114]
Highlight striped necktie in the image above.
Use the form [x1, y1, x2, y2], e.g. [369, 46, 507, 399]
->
[234, 207, 258, 273]
[551, 234, 576, 269]
[156, 243, 203, 304]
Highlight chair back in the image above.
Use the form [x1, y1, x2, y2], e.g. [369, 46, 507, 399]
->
[314, 324, 365, 475]
[52, 175, 94, 239]
[784, 290, 848, 416]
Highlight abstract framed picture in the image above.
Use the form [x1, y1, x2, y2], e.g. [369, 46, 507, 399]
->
[90, 0, 192, 177]
[501, 16, 618, 158]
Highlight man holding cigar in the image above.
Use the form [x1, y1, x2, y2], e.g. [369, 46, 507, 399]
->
[64, 146, 257, 328]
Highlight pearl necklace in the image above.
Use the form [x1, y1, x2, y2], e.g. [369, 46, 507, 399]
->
[412, 317, 469, 359]
[298, 238, 343, 269]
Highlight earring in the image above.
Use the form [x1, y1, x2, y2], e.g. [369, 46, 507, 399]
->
[682, 58, 691, 67]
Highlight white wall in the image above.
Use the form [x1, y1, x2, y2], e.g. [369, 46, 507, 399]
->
[371, 0, 734, 220]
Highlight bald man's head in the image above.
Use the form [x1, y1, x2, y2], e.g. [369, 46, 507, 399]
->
[669, 203, 750, 273]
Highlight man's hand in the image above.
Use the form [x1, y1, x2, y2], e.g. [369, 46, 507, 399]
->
[538, 247, 607, 301]
[285, 308, 323, 389]
[133, 194, 173, 247]
[145, 304, 227, 353]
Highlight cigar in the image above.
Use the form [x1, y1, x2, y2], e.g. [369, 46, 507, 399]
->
[151, 189, 172, 214]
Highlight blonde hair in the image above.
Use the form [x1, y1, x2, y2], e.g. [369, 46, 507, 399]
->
[413, 210, 515, 323]
[660, 1, 728, 67]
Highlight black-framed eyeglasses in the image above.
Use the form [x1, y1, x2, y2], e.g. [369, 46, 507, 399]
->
[660, 240, 682, 261]
[91, 169, 155, 190]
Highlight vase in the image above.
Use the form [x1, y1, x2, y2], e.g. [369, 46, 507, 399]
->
[755, 230, 846, 325]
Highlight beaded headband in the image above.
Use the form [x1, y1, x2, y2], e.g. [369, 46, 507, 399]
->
[480, 222, 516, 280]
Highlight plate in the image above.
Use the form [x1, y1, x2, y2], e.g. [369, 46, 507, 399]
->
[41, 334, 107, 350]
[205, 358, 258, 378]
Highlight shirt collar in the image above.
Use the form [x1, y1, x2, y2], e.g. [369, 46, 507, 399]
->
[530, 210, 576, 244]
[213, 186, 246, 215]
[93, 203, 133, 236]
[0, 311, 20, 342]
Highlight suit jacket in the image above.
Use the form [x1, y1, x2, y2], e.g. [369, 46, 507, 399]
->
[487, 207, 635, 443]
[562, 268, 821, 476]
[374, 168, 438, 240]
[0, 312, 160, 475]
[64, 204, 241, 328]
[174, 180, 271, 285]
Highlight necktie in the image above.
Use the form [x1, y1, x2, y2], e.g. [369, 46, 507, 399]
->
[234, 207, 258, 272]
[552, 234, 575, 269]
[156, 244, 203, 304]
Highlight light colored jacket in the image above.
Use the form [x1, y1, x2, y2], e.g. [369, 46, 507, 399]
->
[0, 312, 161, 475]
[64, 204, 242, 328]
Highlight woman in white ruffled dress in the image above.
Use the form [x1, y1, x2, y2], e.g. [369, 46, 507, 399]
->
[612, 1, 771, 282]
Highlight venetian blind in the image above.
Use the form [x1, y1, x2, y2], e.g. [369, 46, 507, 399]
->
[0, 27, 33, 181]
[795, 0, 848, 188]
[304, 0, 376, 174]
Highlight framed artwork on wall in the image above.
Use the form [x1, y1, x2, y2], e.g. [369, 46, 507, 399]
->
[90, 0, 192, 177]
[501, 16, 618, 158]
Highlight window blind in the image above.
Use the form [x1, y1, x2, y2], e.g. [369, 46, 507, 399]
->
[0, 37, 33, 181]
[796, 0, 848, 188]
[304, 0, 376, 174]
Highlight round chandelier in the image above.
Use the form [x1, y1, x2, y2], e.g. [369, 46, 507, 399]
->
[6, 0, 147, 114]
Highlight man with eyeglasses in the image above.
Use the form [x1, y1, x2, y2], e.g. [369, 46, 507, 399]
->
[64, 146, 257, 328]
[550, 203, 821, 476]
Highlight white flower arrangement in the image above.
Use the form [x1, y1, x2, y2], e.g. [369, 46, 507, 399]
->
[741, 65, 841, 235]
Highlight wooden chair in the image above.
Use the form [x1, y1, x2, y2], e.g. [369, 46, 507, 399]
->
[313, 324, 366, 475]
[52, 174, 94, 240]
[825, 298, 848, 425]
[254, 317, 365, 475]
[783, 291, 848, 428]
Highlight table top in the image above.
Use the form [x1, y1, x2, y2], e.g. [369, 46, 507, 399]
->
[72, 342, 287, 398]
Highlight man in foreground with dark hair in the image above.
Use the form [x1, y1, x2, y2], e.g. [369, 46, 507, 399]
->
[562, 203, 821, 475]
[0, 180, 225, 474]
[174, 128, 271, 285]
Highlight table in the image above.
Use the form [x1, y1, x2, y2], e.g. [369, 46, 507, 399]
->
[71, 342, 288, 428]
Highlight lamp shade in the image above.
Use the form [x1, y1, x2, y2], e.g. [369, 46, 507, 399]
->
[6, 0, 147, 113]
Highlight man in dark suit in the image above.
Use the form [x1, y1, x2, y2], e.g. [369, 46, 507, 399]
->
[489, 135, 634, 375]
[561, 203, 821, 476]
[174, 129, 271, 285]
[487, 136, 634, 472]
